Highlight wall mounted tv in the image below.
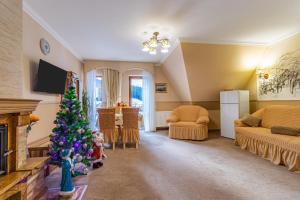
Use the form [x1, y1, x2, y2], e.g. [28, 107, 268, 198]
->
[34, 59, 67, 94]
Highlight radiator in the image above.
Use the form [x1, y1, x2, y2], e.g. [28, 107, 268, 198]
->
[155, 111, 172, 128]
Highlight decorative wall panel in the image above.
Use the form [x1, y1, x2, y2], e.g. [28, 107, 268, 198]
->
[0, 0, 23, 98]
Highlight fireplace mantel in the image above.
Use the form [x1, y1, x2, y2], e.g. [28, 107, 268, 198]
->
[0, 98, 42, 199]
[0, 98, 41, 174]
[0, 98, 41, 115]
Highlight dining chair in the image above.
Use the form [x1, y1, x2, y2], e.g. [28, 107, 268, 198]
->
[98, 108, 119, 150]
[121, 108, 140, 149]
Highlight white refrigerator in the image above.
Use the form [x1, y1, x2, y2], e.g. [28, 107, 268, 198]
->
[220, 90, 249, 139]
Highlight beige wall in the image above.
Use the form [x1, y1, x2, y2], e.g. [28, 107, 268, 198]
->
[246, 33, 300, 112]
[154, 66, 180, 102]
[22, 12, 83, 144]
[181, 42, 265, 101]
[0, 0, 23, 98]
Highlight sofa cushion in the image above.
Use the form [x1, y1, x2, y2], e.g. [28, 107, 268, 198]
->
[235, 127, 300, 153]
[241, 114, 261, 127]
[261, 105, 300, 129]
[271, 126, 300, 136]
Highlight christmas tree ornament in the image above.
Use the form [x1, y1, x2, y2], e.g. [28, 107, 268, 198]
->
[77, 155, 83, 162]
[73, 141, 81, 151]
[77, 128, 84, 134]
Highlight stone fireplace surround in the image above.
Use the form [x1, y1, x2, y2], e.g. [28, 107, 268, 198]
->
[0, 98, 49, 200]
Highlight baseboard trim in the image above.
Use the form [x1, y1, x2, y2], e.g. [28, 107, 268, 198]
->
[208, 129, 220, 131]
[156, 127, 169, 130]
[156, 127, 220, 131]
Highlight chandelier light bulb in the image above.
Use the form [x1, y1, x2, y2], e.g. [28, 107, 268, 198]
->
[142, 47, 149, 52]
[161, 39, 170, 48]
[149, 37, 158, 48]
[142, 42, 149, 52]
[149, 48, 157, 55]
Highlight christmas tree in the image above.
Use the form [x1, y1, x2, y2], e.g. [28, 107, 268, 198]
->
[49, 86, 93, 167]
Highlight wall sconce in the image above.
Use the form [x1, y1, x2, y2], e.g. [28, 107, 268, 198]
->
[263, 73, 269, 79]
[256, 68, 269, 80]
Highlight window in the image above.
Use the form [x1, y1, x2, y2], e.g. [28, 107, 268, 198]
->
[129, 76, 143, 110]
[95, 76, 102, 107]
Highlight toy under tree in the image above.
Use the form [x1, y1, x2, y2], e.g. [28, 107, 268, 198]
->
[59, 148, 75, 196]
[48, 85, 94, 173]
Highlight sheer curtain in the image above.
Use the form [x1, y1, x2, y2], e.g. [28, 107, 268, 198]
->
[97, 69, 107, 108]
[142, 71, 156, 132]
[103, 69, 120, 107]
[86, 70, 97, 131]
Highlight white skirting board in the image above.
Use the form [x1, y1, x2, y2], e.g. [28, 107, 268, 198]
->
[156, 111, 172, 128]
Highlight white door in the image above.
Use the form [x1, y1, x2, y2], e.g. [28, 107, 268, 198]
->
[221, 103, 239, 139]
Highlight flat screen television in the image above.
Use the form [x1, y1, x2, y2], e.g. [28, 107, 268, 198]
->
[34, 59, 67, 94]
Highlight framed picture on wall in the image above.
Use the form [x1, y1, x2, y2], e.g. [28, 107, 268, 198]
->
[155, 83, 167, 93]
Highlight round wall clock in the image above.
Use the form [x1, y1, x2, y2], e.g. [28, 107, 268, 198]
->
[40, 38, 50, 55]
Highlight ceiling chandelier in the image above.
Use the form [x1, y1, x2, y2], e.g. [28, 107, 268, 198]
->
[142, 32, 171, 55]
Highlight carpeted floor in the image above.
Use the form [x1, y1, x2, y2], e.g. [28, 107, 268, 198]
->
[46, 131, 300, 200]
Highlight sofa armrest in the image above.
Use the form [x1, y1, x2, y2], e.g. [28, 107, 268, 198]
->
[234, 119, 247, 127]
[196, 116, 209, 124]
[166, 114, 179, 123]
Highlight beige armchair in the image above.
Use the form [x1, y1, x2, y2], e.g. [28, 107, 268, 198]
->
[167, 105, 209, 140]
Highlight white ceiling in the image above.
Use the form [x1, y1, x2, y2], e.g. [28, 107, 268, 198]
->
[24, 0, 300, 62]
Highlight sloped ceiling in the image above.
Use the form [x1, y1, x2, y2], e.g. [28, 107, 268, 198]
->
[162, 43, 265, 101]
[162, 44, 191, 101]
